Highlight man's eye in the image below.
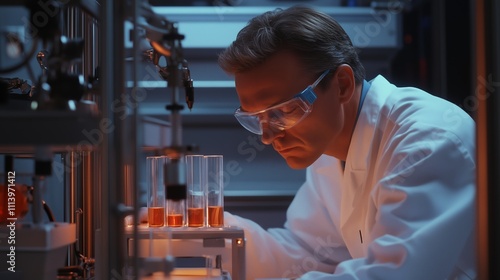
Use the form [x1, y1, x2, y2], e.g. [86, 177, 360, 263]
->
[268, 110, 287, 121]
[279, 106, 296, 114]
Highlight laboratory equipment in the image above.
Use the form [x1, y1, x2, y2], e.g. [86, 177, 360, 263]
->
[186, 154, 205, 228]
[204, 155, 224, 228]
[126, 225, 245, 280]
[165, 155, 187, 228]
[147, 156, 167, 227]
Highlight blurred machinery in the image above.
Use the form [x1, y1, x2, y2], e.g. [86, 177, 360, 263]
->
[0, 0, 97, 279]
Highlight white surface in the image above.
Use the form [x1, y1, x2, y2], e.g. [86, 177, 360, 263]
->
[0, 222, 76, 251]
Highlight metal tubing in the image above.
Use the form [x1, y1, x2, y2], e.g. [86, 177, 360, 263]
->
[84, 13, 95, 81]
[65, 5, 83, 75]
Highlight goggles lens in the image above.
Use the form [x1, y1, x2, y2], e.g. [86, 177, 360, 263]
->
[234, 70, 330, 135]
[235, 87, 314, 134]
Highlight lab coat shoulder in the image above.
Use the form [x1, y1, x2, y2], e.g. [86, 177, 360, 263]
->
[371, 75, 475, 156]
[370, 76, 476, 190]
[350, 75, 475, 176]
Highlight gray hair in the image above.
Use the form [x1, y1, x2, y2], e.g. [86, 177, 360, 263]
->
[218, 5, 365, 84]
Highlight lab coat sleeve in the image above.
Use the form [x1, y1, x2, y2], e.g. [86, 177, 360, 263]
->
[299, 126, 476, 279]
[224, 161, 351, 279]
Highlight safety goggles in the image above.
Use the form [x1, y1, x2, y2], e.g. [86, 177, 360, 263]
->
[234, 69, 330, 135]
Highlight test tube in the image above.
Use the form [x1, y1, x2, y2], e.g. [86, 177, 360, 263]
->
[165, 156, 186, 227]
[186, 155, 205, 227]
[204, 155, 224, 227]
[147, 156, 166, 227]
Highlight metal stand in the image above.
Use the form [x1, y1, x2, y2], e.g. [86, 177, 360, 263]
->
[125, 225, 245, 280]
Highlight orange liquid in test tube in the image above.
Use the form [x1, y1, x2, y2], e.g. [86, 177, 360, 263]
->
[208, 206, 224, 227]
[147, 156, 167, 228]
[188, 208, 204, 227]
[148, 207, 165, 227]
[167, 214, 184, 227]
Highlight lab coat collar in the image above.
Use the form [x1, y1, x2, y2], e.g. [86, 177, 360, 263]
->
[315, 155, 345, 176]
[345, 75, 395, 172]
[340, 75, 397, 258]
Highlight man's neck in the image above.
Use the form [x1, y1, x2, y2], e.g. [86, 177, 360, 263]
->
[327, 83, 363, 161]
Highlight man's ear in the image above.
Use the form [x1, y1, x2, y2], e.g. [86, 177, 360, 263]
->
[334, 64, 355, 104]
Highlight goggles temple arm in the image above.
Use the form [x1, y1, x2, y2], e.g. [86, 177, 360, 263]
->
[312, 69, 331, 89]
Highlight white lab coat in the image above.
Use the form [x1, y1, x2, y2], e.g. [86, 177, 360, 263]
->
[225, 75, 476, 280]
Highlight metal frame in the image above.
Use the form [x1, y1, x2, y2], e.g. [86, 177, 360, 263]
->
[125, 226, 246, 280]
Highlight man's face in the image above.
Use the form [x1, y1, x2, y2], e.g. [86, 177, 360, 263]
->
[234, 51, 345, 169]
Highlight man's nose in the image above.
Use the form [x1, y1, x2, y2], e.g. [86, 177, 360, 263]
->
[260, 122, 285, 145]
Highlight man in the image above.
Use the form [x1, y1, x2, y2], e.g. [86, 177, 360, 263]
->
[218, 6, 476, 280]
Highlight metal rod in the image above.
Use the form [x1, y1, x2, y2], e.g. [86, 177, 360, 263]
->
[98, 0, 128, 277]
[84, 13, 95, 87]
[132, 0, 142, 277]
[31, 176, 44, 224]
[63, 153, 73, 265]
[170, 87, 183, 147]
[67, 152, 79, 265]
[65, 5, 83, 75]
[83, 151, 94, 259]
[33, 146, 52, 225]
[97, 0, 113, 276]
